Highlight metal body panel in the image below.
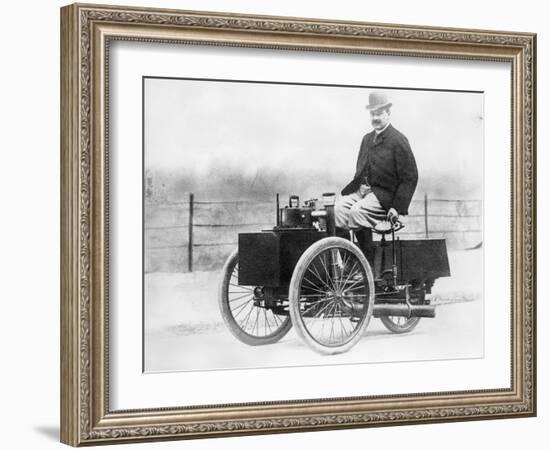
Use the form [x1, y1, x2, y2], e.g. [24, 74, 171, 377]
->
[239, 230, 327, 286]
[238, 232, 280, 286]
[239, 231, 449, 287]
[374, 238, 450, 282]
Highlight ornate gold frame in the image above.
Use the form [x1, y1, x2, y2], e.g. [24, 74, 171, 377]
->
[60, 3, 536, 446]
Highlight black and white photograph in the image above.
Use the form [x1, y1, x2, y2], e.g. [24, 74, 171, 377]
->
[0, 0, 545, 446]
[143, 78, 484, 373]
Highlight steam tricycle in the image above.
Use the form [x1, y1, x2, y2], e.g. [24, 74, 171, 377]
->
[219, 193, 450, 355]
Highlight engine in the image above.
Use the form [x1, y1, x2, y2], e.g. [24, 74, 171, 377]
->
[275, 193, 336, 234]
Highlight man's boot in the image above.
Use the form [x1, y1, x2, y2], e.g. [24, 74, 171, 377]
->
[354, 228, 375, 268]
[335, 227, 350, 240]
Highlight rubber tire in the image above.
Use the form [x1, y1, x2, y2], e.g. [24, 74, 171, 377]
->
[219, 249, 292, 345]
[288, 237, 375, 355]
[380, 316, 421, 334]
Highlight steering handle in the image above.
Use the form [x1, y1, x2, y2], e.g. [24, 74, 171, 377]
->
[373, 219, 404, 235]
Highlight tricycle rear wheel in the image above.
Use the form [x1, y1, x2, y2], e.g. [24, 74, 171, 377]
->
[219, 249, 292, 345]
[379, 316, 421, 333]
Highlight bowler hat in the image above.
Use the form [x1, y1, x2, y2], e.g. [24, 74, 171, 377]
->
[365, 91, 392, 111]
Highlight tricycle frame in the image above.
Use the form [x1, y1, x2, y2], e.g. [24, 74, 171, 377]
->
[219, 197, 450, 354]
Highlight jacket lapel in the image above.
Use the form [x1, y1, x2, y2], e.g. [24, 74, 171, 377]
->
[357, 132, 374, 176]
[355, 125, 392, 179]
[372, 124, 392, 146]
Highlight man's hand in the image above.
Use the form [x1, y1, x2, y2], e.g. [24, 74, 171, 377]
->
[387, 207, 399, 224]
[359, 184, 369, 198]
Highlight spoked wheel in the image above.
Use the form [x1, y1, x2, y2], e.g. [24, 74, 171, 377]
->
[219, 249, 292, 345]
[289, 237, 375, 355]
[380, 316, 421, 334]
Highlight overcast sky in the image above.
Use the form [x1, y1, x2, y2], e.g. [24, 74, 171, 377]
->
[144, 78, 483, 199]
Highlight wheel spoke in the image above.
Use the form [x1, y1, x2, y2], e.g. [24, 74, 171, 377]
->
[380, 314, 421, 334]
[313, 253, 335, 290]
[327, 302, 338, 344]
[240, 303, 255, 331]
[301, 290, 365, 347]
[343, 283, 367, 292]
[318, 312, 327, 338]
[331, 250, 342, 293]
[267, 311, 277, 335]
[222, 252, 291, 344]
[342, 290, 367, 306]
[229, 282, 253, 291]
[256, 307, 262, 335]
[301, 297, 332, 317]
[310, 298, 335, 318]
[264, 309, 270, 335]
[251, 307, 259, 335]
[319, 252, 338, 293]
[341, 250, 352, 274]
[337, 249, 352, 292]
[341, 260, 360, 286]
[342, 275, 367, 292]
[230, 297, 255, 312]
[328, 305, 336, 344]
[232, 299, 253, 318]
[306, 265, 333, 293]
[309, 259, 324, 281]
[337, 250, 353, 291]
[228, 292, 254, 303]
[288, 242, 375, 352]
[342, 318, 353, 337]
[338, 313, 347, 341]
[301, 276, 332, 295]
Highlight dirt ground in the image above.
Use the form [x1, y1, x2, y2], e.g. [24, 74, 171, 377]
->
[144, 249, 483, 373]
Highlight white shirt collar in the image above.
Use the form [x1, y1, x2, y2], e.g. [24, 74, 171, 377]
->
[374, 122, 391, 135]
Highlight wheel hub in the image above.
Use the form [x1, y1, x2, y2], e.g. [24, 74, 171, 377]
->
[330, 290, 352, 308]
[253, 286, 264, 306]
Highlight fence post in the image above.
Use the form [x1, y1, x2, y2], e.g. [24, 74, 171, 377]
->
[424, 193, 429, 238]
[188, 193, 194, 272]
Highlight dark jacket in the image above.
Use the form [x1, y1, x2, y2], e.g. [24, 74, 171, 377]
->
[341, 124, 418, 215]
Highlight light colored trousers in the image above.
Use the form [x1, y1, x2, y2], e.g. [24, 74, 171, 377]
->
[335, 189, 387, 230]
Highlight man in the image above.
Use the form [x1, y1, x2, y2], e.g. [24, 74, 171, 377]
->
[335, 91, 418, 265]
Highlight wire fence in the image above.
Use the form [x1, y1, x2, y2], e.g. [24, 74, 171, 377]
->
[144, 193, 482, 273]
